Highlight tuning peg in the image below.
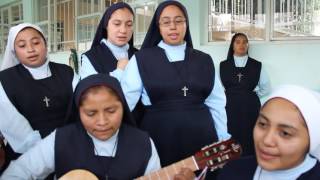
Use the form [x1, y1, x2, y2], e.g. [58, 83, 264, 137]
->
[219, 144, 226, 151]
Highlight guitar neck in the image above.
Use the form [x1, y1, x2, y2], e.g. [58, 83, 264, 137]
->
[135, 156, 199, 180]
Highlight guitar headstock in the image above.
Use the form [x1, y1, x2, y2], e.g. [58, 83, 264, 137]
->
[194, 139, 242, 171]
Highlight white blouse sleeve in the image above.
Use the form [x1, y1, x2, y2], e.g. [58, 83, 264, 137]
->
[0, 131, 56, 179]
[144, 138, 161, 175]
[254, 65, 271, 98]
[79, 54, 98, 80]
[204, 71, 231, 141]
[0, 82, 41, 153]
[120, 55, 144, 111]
[72, 71, 80, 91]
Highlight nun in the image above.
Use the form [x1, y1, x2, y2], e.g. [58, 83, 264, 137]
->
[217, 85, 320, 180]
[0, 23, 78, 173]
[121, 0, 230, 175]
[0, 74, 161, 179]
[220, 33, 271, 156]
[79, 2, 137, 81]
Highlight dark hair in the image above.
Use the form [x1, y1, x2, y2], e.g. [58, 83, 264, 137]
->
[78, 85, 120, 107]
[227, 33, 248, 60]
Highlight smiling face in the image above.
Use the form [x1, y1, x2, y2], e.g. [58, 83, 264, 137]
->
[14, 27, 47, 68]
[79, 86, 123, 141]
[107, 8, 134, 47]
[159, 5, 187, 46]
[254, 98, 310, 171]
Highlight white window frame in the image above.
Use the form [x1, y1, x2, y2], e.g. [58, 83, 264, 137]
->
[205, 0, 320, 43]
[0, 1, 23, 54]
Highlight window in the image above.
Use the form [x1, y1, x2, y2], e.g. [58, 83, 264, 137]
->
[76, 0, 107, 51]
[34, 0, 75, 52]
[33, 0, 157, 52]
[208, 0, 320, 42]
[272, 0, 320, 40]
[132, 1, 156, 45]
[0, 1, 23, 54]
[208, 0, 266, 41]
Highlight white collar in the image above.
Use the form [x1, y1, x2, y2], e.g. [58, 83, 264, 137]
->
[157, 40, 186, 62]
[87, 129, 119, 157]
[253, 154, 317, 180]
[233, 55, 248, 67]
[101, 38, 129, 60]
[22, 60, 51, 80]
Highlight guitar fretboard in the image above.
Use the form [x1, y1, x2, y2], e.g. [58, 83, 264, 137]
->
[135, 156, 198, 180]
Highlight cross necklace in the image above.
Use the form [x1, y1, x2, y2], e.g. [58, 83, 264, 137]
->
[166, 49, 190, 97]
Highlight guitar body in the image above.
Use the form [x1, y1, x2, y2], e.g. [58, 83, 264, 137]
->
[58, 169, 98, 180]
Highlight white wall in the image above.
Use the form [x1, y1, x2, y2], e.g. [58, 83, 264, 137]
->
[181, 0, 320, 91]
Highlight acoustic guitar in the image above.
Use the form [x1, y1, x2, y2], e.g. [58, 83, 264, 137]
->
[59, 139, 242, 180]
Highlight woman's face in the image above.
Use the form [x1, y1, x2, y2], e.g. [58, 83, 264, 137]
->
[80, 86, 123, 141]
[254, 98, 310, 171]
[159, 5, 187, 46]
[107, 8, 134, 47]
[233, 35, 248, 56]
[14, 28, 47, 68]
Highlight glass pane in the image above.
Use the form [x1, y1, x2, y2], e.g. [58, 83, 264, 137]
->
[11, 5, 20, 21]
[3, 9, 9, 24]
[134, 4, 155, 45]
[105, 0, 122, 8]
[36, 0, 48, 22]
[56, 0, 75, 51]
[78, 0, 89, 16]
[208, 0, 266, 41]
[272, 0, 320, 39]
[77, 16, 100, 51]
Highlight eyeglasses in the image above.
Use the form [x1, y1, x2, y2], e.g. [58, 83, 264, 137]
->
[159, 17, 186, 27]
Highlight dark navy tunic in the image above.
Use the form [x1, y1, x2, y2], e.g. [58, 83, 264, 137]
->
[135, 46, 218, 167]
[55, 122, 151, 180]
[0, 62, 73, 160]
[220, 57, 261, 156]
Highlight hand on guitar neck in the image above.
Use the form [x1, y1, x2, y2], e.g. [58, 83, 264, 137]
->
[59, 139, 242, 180]
[135, 139, 242, 180]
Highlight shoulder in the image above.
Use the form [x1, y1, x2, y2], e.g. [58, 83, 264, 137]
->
[130, 46, 139, 53]
[248, 57, 262, 65]
[136, 47, 160, 55]
[56, 122, 81, 138]
[121, 124, 150, 139]
[50, 62, 72, 71]
[220, 59, 229, 66]
[0, 65, 22, 82]
[83, 45, 103, 56]
[50, 62, 74, 78]
[190, 48, 212, 59]
[298, 161, 320, 180]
